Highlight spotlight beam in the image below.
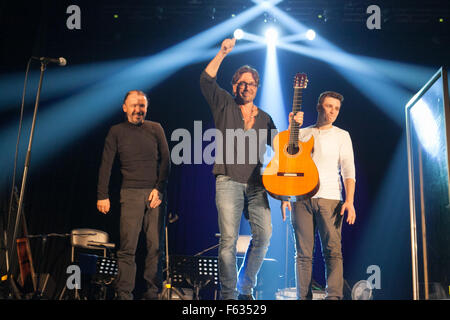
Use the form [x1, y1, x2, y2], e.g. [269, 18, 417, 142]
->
[355, 57, 437, 91]
[264, 27, 279, 46]
[170, 3, 268, 51]
[265, 5, 411, 126]
[274, 40, 436, 92]
[201, 42, 266, 62]
[1, 2, 268, 112]
[263, 4, 309, 35]
[0, 2, 270, 182]
[240, 31, 267, 44]
[252, 0, 284, 7]
[276, 42, 375, 76]
[276, 42, 409, 126]
[259, 47, 287, 130]
[0, 58, 140, 111]
[279, 33, 308, 43]
[257, 32, 289, 285]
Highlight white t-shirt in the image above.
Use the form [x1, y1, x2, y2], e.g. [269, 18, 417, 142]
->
[299, 125, 356, 200]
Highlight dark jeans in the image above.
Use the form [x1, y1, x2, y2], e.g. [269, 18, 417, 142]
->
[291, 198, 343, 300]
[215, 175, 272, 300]
[116, 188, 165, 300]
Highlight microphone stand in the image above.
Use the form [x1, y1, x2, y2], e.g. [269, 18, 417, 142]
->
[7, 60, 48, 297]
[160, 212, 186, 300]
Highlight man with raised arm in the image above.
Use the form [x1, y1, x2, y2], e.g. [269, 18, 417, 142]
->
[199, 38, 278, 300]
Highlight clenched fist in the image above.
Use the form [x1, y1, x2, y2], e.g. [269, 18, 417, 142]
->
[220, 38, 236, 56]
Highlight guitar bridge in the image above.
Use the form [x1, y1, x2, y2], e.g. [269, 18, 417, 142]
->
[277, 172, 304, 177]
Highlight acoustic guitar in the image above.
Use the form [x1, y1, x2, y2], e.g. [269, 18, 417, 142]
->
[262, 73, 319, 201]
[13, 187, 37, 293]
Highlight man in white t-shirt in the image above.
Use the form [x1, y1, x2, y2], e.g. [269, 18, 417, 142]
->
[282, 91, 356, 300]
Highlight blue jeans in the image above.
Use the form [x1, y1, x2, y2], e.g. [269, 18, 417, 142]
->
[215, 175, 272, 300]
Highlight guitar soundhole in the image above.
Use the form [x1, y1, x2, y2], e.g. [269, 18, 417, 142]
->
[285, 144, 301, 156]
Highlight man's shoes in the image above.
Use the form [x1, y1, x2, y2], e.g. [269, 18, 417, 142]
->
[238, 294, 255, 300]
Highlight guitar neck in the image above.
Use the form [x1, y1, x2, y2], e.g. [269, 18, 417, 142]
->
[289, 87, 303, 145]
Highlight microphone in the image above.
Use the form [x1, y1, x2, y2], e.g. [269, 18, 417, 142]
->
[32, 56, 67, 66]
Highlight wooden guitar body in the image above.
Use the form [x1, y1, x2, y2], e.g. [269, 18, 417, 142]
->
[262, 72, 319, 201]
[263, 129, 319, 201]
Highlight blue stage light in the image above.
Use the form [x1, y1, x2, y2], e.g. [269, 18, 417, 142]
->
[264, 27, 279, 46]
[306, 29, 316, 41]
[234, 28, 244, 40]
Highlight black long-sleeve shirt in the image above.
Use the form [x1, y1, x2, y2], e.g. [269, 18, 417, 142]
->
[200, 70, 277, 184]
[97, 120, 170, 200]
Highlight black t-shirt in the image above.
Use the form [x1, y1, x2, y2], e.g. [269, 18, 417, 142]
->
[200, 70, 278, 185]
[97, 120, 170, 200]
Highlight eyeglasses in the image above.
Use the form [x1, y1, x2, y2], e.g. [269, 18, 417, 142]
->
[236, 81, 258, 89]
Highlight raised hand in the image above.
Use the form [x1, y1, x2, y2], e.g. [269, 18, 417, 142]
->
[220, 38, 236, 56]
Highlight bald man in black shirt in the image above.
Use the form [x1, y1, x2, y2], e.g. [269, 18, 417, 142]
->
[97, 90, 170, 300]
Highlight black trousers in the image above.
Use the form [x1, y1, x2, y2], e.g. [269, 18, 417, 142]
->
[291, 198, 344, 300]
[116, 188, 165, 300]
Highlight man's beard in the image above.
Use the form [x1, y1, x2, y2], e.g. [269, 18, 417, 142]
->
[236, 92, 254, 105]
[130, 112, 145, 124]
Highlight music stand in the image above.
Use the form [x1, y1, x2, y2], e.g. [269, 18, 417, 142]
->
[170, 255, 219, 300]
